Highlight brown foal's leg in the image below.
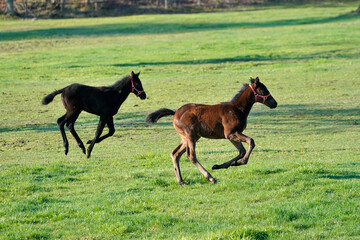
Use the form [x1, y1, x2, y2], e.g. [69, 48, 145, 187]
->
[171, 141, 187, 185]
[212, 141, 246, 170]
[213, 132, 255, 169]
[186, 139, 216, 184]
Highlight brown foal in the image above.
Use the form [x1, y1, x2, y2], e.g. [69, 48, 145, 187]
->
[146, 77, 277, 185]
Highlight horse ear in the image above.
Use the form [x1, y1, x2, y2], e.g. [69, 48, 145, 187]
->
[131, 71, 135, 76]
[250, 77, 259, 86]
[137, 71, 140, 76]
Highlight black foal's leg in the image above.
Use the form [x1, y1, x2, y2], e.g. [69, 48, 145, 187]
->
[57, 114, 69, 155]
[212, 141, 246, 170]
[66, 112, 85, 154]
[87, 117, 114, 144]
[87, 116, 107, 158]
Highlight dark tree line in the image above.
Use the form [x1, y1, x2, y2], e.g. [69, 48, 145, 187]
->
[2, 0, 360, 17]
[5, 0, 15, 15]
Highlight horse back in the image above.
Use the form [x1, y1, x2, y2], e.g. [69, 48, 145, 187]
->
[61, 84, 120, 115]
[174, 103, 245, 139]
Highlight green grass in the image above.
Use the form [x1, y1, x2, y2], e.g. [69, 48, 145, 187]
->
[1, 2, 360, 239]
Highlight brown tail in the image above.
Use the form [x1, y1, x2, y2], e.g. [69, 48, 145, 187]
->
[145, 108, 175, 123]
[41, 88, 64, 105]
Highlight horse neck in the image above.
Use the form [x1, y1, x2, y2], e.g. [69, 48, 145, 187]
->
[231, 86, 255, 116]
[113, 77, 132, 95]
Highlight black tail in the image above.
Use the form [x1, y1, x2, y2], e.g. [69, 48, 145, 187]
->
[41, 88, 64, 105]
[145, 108, 175, 123]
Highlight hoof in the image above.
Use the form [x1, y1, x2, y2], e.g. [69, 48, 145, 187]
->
[64, 149, 68, 155]
[212, 164, 220, 170]
[178, 181, 188, 186]
[237, 159, 248, 166]
[210, 178, 217, 184]
[79, 144, 86, 154]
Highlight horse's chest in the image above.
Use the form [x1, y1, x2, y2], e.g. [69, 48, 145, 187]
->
[238, 120, 247, 132]
[226, 109, 247, 132]
[234, 116, 247, 132]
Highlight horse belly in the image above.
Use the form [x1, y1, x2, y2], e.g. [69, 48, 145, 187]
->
[198, 121, 225, 139]
[174, 103, 225, 139]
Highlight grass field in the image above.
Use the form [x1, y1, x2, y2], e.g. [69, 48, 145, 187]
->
[1, 2, 360, 239]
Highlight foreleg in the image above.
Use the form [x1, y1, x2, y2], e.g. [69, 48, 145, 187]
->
[212, 141, 246, 170]
[213, 132, 255, 170]
[87, 116, 107, 158]
[87, 117, 115, 144]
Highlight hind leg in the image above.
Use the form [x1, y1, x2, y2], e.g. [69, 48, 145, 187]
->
[171, 141, 187, 185]
[66, 112, 85, 154]
[57, 114, 69, 155]
[186, 139, 216, 184]
[212, 141, 246, 170]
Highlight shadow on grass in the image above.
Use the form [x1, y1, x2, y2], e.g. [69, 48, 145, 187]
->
[0, 123, 59, 133]
[322, 174, 360, 180]
[253, 103, 360, 118]
[1, 104, 358, 136]
[112, 49, 359, 67]
[312, 168, 360, 180]
[0, 111, 150, 133]
[0, 13, 358, 41]
[201, 147, 360, 158]
[250, 103, 360, 128]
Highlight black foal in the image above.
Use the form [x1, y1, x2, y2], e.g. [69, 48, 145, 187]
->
[42, 71, 146, 158]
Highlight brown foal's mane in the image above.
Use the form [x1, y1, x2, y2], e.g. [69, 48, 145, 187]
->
[228, 83, 249, 103]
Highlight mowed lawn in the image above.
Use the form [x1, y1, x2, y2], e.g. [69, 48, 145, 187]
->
[1, 2, 360, 239]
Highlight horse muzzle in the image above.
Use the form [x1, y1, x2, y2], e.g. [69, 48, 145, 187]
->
[139, 92, 147, 100]
[265, 97, 277, 109]
[268, 100, 277, 109]
[270, 101, 277, 109]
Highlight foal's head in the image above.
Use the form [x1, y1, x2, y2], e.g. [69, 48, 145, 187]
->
[250, 77, 277, 109]
[130, 71, 146, 100]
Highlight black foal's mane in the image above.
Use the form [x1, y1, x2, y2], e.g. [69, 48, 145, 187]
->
[109, 76, 130, 89]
